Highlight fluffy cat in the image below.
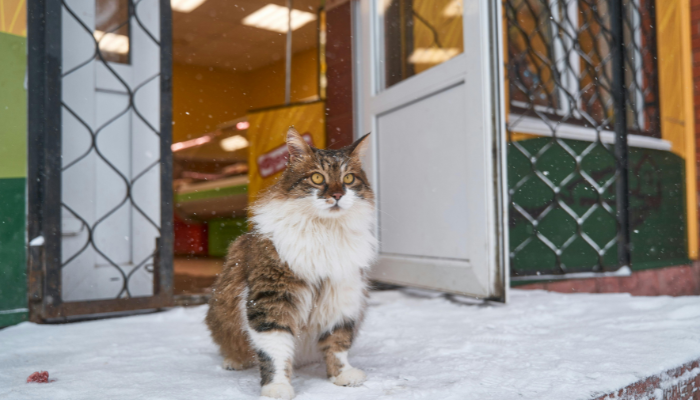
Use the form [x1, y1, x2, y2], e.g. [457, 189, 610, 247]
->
[206, 127, 377, 399]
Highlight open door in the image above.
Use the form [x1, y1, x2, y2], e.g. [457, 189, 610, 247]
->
[355, 0, 508, 300]
[27, 0, 173, 320]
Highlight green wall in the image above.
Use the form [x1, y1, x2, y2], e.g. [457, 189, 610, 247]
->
[0, 178, 27, 326]
[509, 137, 689, 278]
[0, 31, 28, 327]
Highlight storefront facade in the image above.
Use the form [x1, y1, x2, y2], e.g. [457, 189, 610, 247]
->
[1, 0, 700, 327]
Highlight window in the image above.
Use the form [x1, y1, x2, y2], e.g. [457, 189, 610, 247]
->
[505, 0, 660, 138]
[95, 0, 131, 64]
[378, 0, 464, 90]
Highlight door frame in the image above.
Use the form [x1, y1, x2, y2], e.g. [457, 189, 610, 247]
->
[351, 0, 510, 301]
[26, 0, 174, 321]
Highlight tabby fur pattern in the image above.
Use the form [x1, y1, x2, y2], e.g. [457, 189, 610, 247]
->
[206, 128, 377, 399]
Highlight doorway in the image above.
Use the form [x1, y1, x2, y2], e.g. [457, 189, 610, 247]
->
[169, 0, 327, 299]
[26, 0, 508, 322]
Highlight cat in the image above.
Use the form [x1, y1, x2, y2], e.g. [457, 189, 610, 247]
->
[206, 127, 377, 399]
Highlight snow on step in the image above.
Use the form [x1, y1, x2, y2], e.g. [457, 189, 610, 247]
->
[1, 289, 700, 400]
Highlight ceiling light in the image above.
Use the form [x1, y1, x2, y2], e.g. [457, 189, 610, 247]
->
[236, 121, 250, 130]
[171, 135, 212, 152]
[242, 4, 316, 34]
[443, 0, 462, 17]
[220, 135, 250, 152]
[408, 48, 460, 64]
[93, 30, 129, 55]
[171, 0, 206, 13]
[380, 0, 393, 13]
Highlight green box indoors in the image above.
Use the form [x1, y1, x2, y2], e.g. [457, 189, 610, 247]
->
[208, 217, 248, 257]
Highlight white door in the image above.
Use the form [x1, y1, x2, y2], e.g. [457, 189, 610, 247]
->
[61, 0, 162, 301]
[356, 0, 508, 300]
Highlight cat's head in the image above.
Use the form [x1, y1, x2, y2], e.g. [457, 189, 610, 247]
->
[263, 127, 374, 218]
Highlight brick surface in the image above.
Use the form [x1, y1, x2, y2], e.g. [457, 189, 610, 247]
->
[545, 278, 597, 293]
[692, 8, 700, 22]
[324, 2, 354, 150]
[615, 272, 641, 294]
[593, 360, 700, 400]
[595, 276, 623, 293]
[630, 269, 663, 296]
[540, 280, 575, 293]
[660, 265, 700, 295]
[518, 282, 546, 291]
[516, 263, 700, 296]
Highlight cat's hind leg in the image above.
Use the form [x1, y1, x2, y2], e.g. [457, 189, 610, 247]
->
[318, 321, 366, 387]
[205, 272, 257, 371]
[207, 308, 257, 370]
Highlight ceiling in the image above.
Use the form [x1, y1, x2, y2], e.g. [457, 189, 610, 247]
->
[172, 0, 322, 72]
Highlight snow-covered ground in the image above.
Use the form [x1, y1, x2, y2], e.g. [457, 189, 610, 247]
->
[2, 289, 700, 400]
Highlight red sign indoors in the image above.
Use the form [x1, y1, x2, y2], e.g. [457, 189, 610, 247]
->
[256, 133, 313, 178]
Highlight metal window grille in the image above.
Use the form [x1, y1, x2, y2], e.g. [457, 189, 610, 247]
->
[504, 0, 659, 277]
[27, 0, 173, 320]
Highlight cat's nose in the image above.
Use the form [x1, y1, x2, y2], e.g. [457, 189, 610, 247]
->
[331, 192, 343, 200]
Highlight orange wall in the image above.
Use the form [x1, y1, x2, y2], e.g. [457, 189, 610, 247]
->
[172, 63, 249, 143]
[245, 47, 319, 111]
[0, 0, 26, 37]
[173, 47, 319, 143]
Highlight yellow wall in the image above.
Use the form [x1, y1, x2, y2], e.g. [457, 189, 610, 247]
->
[246, 47, 320, 110]
[656, 0, 698, 259]
[0, 0, 26, 179]
[0, 0, 26, 37]
[173, 64, 247, 142]
[173, 63, 249, 142]
[173, 47, 319, 143]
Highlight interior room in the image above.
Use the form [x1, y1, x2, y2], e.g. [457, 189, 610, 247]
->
[170, 0, 326, 296]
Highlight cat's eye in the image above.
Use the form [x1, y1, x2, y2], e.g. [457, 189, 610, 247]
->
[343, 173, 355, 184]
[311, 173, 325, 184]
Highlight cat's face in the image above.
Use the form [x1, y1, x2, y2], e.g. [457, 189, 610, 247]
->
[273, 128, 374, 218]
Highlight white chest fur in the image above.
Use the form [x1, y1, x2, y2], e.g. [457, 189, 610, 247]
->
[251, 197, 378, 284]
[251, 196, 376, 366]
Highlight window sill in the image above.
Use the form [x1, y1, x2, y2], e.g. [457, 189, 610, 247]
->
[507, 114, 672, 152]
[510, 266, 632, 283]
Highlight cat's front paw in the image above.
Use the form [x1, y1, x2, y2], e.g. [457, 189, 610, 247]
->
[260, 382, 295, 399]
[331, 368, 367, 387]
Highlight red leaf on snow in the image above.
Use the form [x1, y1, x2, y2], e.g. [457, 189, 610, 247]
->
[26, 371, 50, 383]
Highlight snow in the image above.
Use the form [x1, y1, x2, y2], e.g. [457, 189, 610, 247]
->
[2, 289, 700, 400]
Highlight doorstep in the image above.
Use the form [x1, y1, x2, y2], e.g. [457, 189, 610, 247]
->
[173, 256, 223, 295]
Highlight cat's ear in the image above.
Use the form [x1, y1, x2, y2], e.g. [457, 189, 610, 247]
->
[286, 127, 312, 162]
[348, 133, 371, 159]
